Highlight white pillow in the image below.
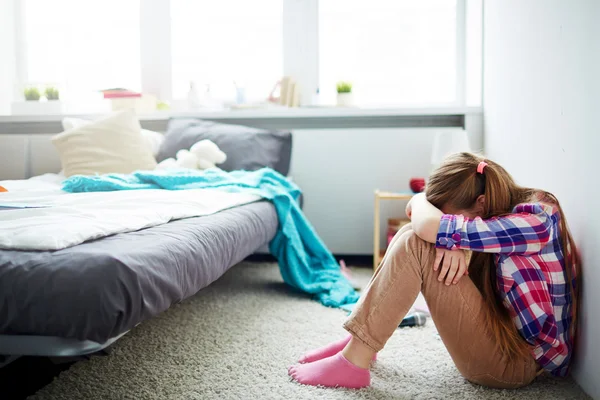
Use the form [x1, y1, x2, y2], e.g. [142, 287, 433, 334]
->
[52, 110, 157, 177]
[62, 116, 164, 156]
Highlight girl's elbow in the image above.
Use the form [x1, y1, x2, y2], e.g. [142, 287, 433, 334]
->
[414, 216, 440, 244]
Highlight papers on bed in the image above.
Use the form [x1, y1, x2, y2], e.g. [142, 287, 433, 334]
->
[0, 188, 261, 251]
[0, 203, 52, 210]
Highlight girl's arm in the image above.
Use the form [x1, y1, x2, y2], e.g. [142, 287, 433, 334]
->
[409, 193, 443, 244]
[410, 194, 554, 256]
[409, 193, 470, 286]
[437, 203, 554, 255]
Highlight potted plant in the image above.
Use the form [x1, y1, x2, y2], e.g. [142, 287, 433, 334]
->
[12, 85, 65, 115]
[44, 86, 60, 101]
[336, 81, 353, 107]
[42, 85, 64, 113]
[24, 87, 41, 101]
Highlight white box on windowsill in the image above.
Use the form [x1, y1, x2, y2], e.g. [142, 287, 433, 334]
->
[11, 100, 65, 115]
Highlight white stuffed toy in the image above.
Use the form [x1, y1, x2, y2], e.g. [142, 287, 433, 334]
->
[156, 139, 227, 171]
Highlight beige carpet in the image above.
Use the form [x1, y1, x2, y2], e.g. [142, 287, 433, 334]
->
[32, 262, 589, 400]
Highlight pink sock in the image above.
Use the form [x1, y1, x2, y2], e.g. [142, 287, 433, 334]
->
[289, 352, 370, 389]
[298, 335, 377, 364]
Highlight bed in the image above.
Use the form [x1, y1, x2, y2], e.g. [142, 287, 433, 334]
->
[0, 117, 293, 362]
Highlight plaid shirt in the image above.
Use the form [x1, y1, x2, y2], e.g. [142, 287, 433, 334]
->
[436, 202, 574, 377]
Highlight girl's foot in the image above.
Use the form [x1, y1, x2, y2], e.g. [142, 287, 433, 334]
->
[298, 335, 377, 364]
[288, 352, 370, 389]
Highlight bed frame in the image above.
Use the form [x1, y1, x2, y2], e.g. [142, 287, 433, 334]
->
[0, 332, 128, 367]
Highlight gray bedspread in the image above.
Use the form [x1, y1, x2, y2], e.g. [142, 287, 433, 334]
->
[0, 201, 277, 343]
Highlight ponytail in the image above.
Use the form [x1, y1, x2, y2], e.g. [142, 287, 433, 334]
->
[480, 161, 517, 218]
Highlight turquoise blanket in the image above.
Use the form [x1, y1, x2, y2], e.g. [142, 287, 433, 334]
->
[63, 168, 359, 308]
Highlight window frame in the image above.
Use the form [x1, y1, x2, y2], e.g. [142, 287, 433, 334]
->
[10, 0, 479, 109]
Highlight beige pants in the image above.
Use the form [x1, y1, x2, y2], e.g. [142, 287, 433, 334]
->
[344, 225, 540, 389]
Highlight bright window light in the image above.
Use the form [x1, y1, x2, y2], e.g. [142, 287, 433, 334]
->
[466, 0, 482, 107]
[170, 0, 283, 103]
[319, 0, 457, 107]
[23, 0, 141, 99]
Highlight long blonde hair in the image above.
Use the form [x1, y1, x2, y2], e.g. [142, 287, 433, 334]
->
[426, 152, 579, 360]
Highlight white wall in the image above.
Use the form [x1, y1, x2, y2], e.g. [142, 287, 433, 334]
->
[0, 0, 16, 114]
[291, 128, 436, 254]
[483, 1, 600, 398]
[0, 134, 62, 180]
[290, 122, 482, 254]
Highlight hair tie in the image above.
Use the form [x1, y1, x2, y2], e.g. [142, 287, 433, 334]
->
[477, 161, 488, 174]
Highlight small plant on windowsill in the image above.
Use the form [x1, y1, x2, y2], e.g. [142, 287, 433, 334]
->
[336, 81, 353, 107]
[44, 86, 60, 101]
[23, 87, 41, 101]
[12, 85, 65, 115]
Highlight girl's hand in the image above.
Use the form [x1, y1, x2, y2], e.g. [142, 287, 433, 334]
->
[433, 248, 468, 285]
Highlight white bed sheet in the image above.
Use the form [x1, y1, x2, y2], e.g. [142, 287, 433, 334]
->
[0, 172, 66, 192]
[0, 174, 261, 251]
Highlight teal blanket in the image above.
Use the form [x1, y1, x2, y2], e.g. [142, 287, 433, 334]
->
[63, 168, 359, 307]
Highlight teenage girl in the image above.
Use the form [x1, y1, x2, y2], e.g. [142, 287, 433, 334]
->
[289, 152, 579, 390]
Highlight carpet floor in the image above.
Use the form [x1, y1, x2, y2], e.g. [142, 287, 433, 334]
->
[31, 262, 589, 400]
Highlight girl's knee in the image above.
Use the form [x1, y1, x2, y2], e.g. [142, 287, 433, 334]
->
[389, 227, 429, 252]
[386, 227, 436, 266]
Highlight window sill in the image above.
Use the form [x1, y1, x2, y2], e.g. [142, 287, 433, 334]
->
[0, 106, 482, 134]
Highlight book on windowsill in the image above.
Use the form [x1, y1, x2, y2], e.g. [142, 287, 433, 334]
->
[100, 88, 142, 99]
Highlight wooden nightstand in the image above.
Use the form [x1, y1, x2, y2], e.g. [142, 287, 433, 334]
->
[373, 190, 414, 270]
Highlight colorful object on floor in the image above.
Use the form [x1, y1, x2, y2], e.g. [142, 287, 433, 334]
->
[409, 177, 426, 193]
[340, 302, 427, 328]
[0, 186, 7, 192]
[339, 259, 361, 290]
[62, 168, 359, 308]
[399, 311, 428, 327]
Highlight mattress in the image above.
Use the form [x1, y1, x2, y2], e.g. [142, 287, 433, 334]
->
[0, 191, 278, 343]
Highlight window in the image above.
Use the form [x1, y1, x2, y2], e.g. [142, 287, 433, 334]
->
[319, 0, 458, 106]
[3, 0, 482, 114]
[22, 0, 140, 107]
[465, 0, 482, 107]
[170, 0, 283, 103]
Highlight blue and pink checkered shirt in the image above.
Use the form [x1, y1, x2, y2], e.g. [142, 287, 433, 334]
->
[436, 202, 574, 377]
